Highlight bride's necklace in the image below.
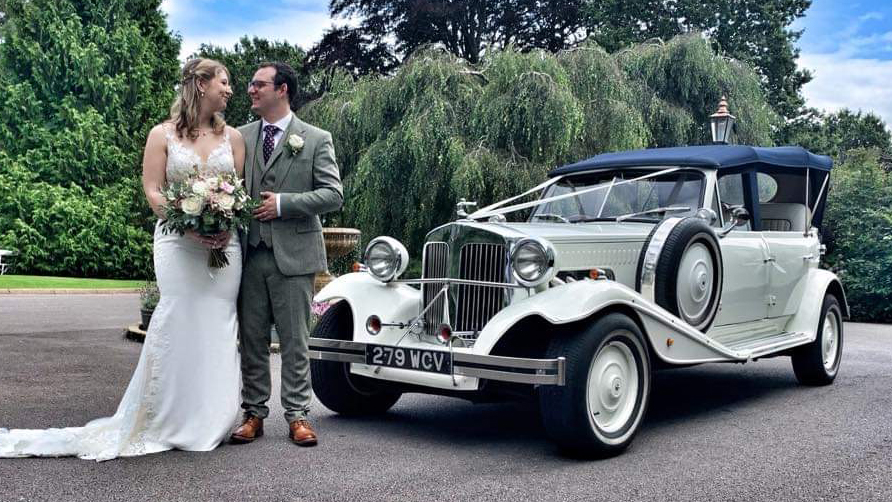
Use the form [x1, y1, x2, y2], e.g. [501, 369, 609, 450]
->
[196, 128, 214, 137]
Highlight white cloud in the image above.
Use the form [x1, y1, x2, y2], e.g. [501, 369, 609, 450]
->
[858, 12, 884, 23]
[177, 9, 334, 59]
[160, 1, 337, 60]
[160, 0, 175, 15]
[799, 52, 892, 129]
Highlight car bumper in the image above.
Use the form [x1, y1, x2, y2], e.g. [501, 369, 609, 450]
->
[308, 338, 566, 386]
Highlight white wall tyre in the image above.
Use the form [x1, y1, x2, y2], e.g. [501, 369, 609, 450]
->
[791, 295, 844, 386]
[636, 218, 723, 332]
[539, 313, 651, 458]
[310, 301, 402, 415]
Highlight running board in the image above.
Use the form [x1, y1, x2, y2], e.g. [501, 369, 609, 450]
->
[720, 331, 811, 359]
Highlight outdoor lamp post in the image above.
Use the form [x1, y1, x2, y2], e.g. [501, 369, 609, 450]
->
[709, 96, 736, 144]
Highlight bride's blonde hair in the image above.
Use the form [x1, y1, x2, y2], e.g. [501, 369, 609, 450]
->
[169, 58, 229, 140]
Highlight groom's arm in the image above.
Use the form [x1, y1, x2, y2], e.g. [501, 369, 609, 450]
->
[278, 132, 343, 219]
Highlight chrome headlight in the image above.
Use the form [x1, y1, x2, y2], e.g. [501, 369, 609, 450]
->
[511, 237, 555, 287]
[363, 236, 409, 283]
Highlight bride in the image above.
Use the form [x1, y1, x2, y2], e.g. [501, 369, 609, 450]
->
[0, 58, 245, 461]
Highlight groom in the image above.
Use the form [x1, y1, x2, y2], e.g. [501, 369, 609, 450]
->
[232, 62, 343, 446]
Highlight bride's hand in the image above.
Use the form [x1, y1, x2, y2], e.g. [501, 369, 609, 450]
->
[186, 230, 218, 249]
[209, 230, 232, 249]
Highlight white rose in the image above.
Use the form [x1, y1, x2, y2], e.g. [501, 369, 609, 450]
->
[288, 134, 304, 153]
[191, 180, 209, 196]
[205, 177, 220, 191]
[181, 196, 204, 216]
[217, 193, 235, 211]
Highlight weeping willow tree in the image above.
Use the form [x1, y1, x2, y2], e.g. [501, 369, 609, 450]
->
[300, 34, 777, 256]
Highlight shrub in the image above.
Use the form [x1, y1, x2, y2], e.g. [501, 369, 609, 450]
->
[0, 163, 154, 278]
[823, 148, 892, 322]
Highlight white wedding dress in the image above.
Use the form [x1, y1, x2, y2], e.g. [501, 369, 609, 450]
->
[0, 125, 242, 461]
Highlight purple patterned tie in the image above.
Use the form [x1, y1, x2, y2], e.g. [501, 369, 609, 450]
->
[262, 124, 278, 164]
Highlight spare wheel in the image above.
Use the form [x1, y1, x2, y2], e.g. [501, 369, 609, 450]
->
[635, 217, 723, 332]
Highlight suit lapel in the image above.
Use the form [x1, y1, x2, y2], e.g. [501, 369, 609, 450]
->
[247, 121, 262, 194]
[273, 114, 307, 191]
[240, 121, 260, 194]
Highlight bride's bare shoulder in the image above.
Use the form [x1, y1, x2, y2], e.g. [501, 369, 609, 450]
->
[144, 122, 172, 148]
[226, 125, 243, 138]
[226, 125, 244, 144]
[148, 121, 175, 138]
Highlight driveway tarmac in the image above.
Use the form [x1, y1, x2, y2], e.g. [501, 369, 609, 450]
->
[1, 294, 891, 501]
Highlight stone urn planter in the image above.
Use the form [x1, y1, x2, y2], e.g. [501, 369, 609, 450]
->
[140, 308, 153, 331]
[315, 227, 361, 293]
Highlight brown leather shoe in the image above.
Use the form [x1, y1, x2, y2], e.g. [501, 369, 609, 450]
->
[230, 416, 263, 444]
[288, 419, 318, 446]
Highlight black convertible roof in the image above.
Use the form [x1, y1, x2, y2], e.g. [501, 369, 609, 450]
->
[550, 145, 833, 177]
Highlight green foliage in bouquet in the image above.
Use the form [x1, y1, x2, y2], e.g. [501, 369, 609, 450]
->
[823, 148, 892, 322]
[300, 34, 777, 256]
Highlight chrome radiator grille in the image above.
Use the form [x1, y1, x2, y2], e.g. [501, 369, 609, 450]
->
[422, 241, 508, 343]
[422, 242, 449, 338]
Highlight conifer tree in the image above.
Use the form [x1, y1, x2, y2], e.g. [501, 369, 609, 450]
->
[0, 0, 180, 277]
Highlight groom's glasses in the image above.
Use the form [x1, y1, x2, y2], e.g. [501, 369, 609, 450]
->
[248, 80, 277, 90]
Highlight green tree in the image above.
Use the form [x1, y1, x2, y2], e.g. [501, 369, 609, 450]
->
[0, 0, 180, 278]
[304, 26, 398, 95]
[329, 0, 588, 64]
[299, 35, 776, 255]
[329, 0, 810, 121]
[584, 0, 812, 120]
[195, 36, 312, 126]
[823, 148, 892, 322]
[781, 108, 891, 159]
[0, 0, 180, 187]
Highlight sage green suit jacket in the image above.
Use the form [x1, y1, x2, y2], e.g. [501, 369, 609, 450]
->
[239, 113, 343, 276]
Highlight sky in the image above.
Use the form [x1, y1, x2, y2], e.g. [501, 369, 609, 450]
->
[794, 0, 892, 127]
[162, 0, 892, 128]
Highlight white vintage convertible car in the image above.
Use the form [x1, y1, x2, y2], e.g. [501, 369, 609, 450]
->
[309, 145, 847, 457]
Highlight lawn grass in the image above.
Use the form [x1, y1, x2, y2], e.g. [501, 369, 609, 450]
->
[0, 275, 144, 289]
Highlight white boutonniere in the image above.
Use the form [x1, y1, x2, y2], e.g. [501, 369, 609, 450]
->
[287, 134, 304, 155]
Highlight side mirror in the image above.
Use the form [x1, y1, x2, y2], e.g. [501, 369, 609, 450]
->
[718, 206, 750, 237]
[695, 208, 718, 225]
[731, 206, 750, 223]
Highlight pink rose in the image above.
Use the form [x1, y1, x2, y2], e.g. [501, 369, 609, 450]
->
[220, 182, 235, 194]
[311, 301, 330, 316]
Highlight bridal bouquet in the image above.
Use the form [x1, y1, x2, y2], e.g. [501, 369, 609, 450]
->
[160, 167, 257, 268]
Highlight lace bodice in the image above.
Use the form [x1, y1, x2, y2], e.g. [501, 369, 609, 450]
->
[163, 124, 235, 182]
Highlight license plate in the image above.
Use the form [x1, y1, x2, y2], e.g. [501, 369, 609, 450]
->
[365, 344, 452, 375]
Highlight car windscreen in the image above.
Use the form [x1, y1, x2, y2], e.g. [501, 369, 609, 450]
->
[531, 169, 705, 223]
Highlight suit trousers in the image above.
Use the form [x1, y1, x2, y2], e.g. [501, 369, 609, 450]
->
[238, 244, 314, 422]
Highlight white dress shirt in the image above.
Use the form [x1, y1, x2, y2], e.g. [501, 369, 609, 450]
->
[260, 113, 293, 217]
